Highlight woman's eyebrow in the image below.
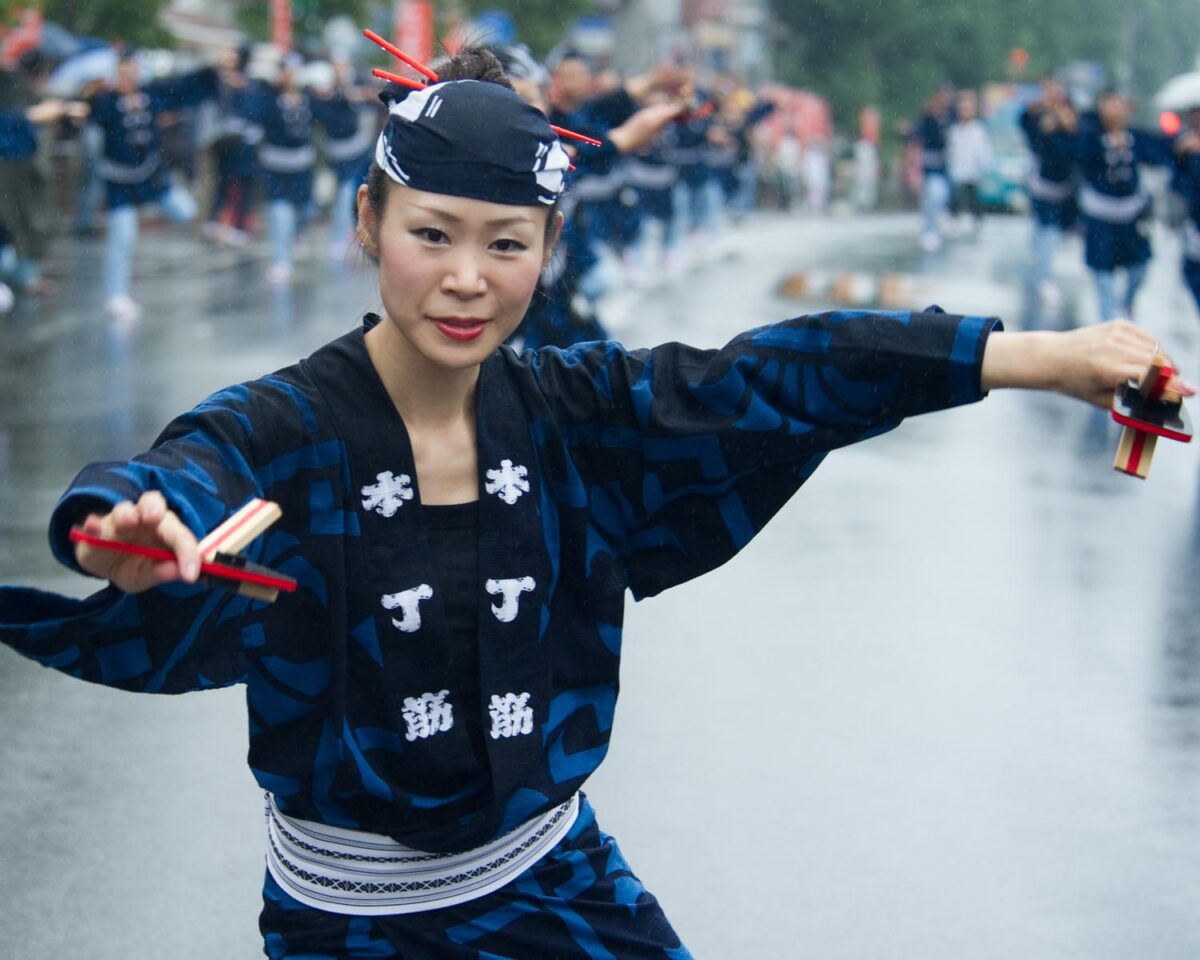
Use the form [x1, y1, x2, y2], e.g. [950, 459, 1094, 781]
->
[485, 216, 537, 228]
[410, 205, 534, 228]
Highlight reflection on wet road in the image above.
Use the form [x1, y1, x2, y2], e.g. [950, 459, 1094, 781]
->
[2, 212, 1199, 958]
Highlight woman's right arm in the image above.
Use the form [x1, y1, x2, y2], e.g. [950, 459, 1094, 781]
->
[73, 491, 202, 593]
[53, 382, 264, 584]
[2, 383, 271, 694]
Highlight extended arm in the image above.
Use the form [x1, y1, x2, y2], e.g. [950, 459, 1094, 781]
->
[980, 322, 1194, 406]
[532, 313, 1193, 598]
[0, 384, 270, 692]
[532, 309, 996, 597]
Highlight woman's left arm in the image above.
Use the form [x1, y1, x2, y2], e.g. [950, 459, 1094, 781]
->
[532, 310, 996, 598]
[981, 321, 1195, 408]
[531, 313, 1192, 599]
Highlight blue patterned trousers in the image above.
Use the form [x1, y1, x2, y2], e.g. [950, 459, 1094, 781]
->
[260, 797, 693, 960]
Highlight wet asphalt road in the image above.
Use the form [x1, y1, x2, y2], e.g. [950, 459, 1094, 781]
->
[2, 210, 1199, 959]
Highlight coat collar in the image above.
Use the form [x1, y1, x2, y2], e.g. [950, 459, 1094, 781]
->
[304, 315, 553, 838]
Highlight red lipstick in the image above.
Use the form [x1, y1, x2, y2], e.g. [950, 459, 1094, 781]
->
[432, 317, 488, 342]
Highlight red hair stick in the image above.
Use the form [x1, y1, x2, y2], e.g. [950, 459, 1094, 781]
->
[363, 29, 440, 82]
[371, 68, 426, 91]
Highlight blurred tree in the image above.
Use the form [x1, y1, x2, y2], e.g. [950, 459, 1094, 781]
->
[42, 0, 170, 46]
[771, 0, 1198, 131]
[236, 0, 368, 48]
[457, 0, 591, 59]
[234, 0, 585, 62]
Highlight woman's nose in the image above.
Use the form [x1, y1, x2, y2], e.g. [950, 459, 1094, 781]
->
[442, 250, 487, 297]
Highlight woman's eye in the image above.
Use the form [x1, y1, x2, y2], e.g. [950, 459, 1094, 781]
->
[492, 238, 528, 253]
[414, 227, 447, 244]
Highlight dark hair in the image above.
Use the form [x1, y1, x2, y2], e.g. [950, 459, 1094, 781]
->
[434, 46, 514, 89]
[363, 46, 561, 251]
[552, 49, 593, 73]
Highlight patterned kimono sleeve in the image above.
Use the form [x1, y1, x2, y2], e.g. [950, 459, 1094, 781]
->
[0, 384, 269, 693]
[533, 309, 1000, 598]
[1135, 129, 1176, 168]
[1177, 152, 1200, 209]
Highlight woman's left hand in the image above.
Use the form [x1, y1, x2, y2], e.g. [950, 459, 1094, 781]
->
[981, 321, 1196, 408]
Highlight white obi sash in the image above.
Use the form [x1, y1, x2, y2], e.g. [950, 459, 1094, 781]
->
[265, 792, 579, 916]
[1079, 185, 1148, 224]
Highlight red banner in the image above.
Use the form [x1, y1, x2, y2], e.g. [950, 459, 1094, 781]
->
[272, 0, 292, 52]
[393, 0, 434, 74]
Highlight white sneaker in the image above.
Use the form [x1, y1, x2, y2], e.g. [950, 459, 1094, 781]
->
[105, 295, 143, 323]
[919, 232, 942, 253]
[266, 264, 292, 285]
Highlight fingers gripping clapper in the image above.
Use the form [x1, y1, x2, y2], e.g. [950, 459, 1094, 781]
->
[1111, 355, 1194, 479]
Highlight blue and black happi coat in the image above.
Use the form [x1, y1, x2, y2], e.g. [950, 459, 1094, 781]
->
[0, 309, 998, 854]
[88, 67, 218, 208]
[1075, 115, 1174, 270]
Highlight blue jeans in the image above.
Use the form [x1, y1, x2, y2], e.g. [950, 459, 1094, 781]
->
[330, 178, 357, 256]
[74, 125, 104, 232]
[921, 171, 950, 239]
[1092, 263, 1149, 321]
[268, 199, 302, 270]
[104, 185, 198, 300]
[673, 176, 717, 241]
[1030, 221, 1062, 286]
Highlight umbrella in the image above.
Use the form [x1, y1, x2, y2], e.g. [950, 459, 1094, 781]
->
[45, 47, 116, 97]
[45, 47, 179, 97]
[1155, 72, 1200, 113]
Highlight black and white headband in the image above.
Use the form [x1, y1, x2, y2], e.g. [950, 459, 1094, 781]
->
[364, 29, 599, 207]
[375, 79, 570, 206]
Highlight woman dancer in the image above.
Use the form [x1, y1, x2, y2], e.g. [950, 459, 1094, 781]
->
[89, 50, 217, 322]
[252, 53, 324, 284]
[1076, 90, 1174, 321]
[0, 47, 1191, 959]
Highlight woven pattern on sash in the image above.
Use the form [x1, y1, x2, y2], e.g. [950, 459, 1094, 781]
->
[264, 792, 579, 916]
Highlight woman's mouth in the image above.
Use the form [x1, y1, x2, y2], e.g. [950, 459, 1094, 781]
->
[431, 317, 489, 342]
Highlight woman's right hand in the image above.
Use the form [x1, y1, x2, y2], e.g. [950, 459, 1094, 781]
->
[74, 491, 202, 593]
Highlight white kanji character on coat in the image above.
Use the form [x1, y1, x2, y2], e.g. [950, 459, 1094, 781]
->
[485, 577, 535, 623]
[381, 584, 433, 633]
[484, 460, 530, 505]
[361, 471, 414, 517]
[488, 692, 534, 739]
[402, 690, 454, 741]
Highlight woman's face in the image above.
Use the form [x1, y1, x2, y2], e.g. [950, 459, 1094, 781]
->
[361, 184, 550, 370]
